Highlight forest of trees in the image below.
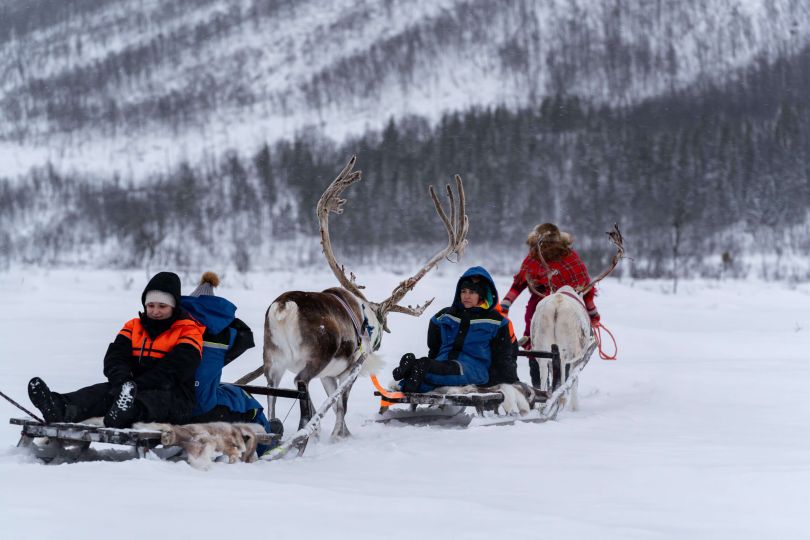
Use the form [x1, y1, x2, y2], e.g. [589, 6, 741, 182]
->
[2, 40, 809, 279]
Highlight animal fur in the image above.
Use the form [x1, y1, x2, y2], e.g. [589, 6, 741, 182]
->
[432, 383, 535, 415]
[135, 422, 261, 470]
[261, 287, 384, 439]
[530, 285, 591, 410]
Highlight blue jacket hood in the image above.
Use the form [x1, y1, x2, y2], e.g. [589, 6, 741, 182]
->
[180, 295, 236, 334]
[453, 266, 499, 309]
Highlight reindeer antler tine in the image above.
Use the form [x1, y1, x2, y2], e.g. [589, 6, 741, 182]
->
[317, 157, 369, 302]
[377, 175, 468, 319]
[445, 183, 457, 245]
[579, 223, 626, 295]
[430, 185, 455, 245]
[454, 174, 465, 236]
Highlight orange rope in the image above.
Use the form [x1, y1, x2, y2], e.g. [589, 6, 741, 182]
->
[592, 321, 618, 360]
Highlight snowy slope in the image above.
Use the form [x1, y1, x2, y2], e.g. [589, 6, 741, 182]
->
[0, 268, 808, 539]
[2, 0, 809, 178]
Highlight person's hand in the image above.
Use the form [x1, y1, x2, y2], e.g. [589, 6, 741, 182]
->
[589, 310, 601, 326]
[518, 336, 532, 351]
[393, 353, 416, 380]
[499, 299, 512, 315]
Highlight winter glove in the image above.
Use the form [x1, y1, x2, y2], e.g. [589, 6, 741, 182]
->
[589, 310, 601, 326]
[392, 353, 417, 381]
[106, 382, 125, 400]
[518, 336, 532, 351]
[499, 299, 512, 315]
[401, 357, 429, 393]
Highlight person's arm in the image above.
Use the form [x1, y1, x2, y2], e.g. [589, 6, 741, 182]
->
[500, 257, 533, 313]
[224, 317, 255, 365]
[427, 316, 442, 359]
[488, 322, 518, 385]
[103, 322, 135, 385]
[135, 343, 202, 390]
[583, 287, 599, 324]
[135, 325, 203, 390]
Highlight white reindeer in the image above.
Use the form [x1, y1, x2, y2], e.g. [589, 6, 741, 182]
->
[237, 156, 468, 439]
[530, 225, 624, 411]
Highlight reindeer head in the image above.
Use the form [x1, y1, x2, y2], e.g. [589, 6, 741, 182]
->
[317, 156, 468, 342]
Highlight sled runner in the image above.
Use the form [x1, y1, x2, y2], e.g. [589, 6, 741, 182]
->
[372, 340, 596, 427]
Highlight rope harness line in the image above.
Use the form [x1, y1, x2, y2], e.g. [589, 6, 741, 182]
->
[592, 322, 618, 360]
[327, 291, 365, 347]
[559, 289, 617, 361]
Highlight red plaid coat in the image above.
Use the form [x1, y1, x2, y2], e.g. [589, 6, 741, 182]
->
[502, 250, 598, 335]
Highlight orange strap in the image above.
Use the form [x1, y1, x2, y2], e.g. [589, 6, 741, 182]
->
[592, 321, 618, 360]
[370, 374, 405, 408]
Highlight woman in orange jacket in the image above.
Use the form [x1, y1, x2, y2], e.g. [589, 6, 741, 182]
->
[28, 272, 204, 428]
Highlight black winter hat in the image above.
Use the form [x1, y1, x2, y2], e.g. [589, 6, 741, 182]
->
[141, 271, 182, 308]
[458, 276, 489, 298]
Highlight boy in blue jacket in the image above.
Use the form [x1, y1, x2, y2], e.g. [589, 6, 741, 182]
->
[392, 266, 518, 392]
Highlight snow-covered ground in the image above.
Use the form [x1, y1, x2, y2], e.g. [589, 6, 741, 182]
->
[0, 267, 808, 539]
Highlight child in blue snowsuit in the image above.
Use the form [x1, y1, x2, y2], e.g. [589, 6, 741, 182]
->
[392, 266, 518, 392]
[181, 273, 282, 454]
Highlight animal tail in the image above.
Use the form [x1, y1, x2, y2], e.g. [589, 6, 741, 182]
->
[266, 300, 301, 359]
[360, 352, 385, 375]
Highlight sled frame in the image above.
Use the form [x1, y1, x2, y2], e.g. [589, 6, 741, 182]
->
[374, 341, 595, 424]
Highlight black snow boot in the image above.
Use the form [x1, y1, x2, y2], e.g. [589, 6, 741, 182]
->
[28, 377, 66, 423]
[392, 353, 417, 381]
[104, 381, 140, 428]
[401, 357, 429, 393]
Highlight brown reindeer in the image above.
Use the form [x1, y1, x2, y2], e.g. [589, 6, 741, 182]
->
[237, 156, 468, 439]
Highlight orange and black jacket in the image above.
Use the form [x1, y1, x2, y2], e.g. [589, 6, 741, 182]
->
[103, 311, 204, 405]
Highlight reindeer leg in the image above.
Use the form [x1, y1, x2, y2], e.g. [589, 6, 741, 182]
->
[266, 364, 285, 420]
[321, 377, 342, 440]
[336, 372, 356, 438]
[322, 375, 353, 440]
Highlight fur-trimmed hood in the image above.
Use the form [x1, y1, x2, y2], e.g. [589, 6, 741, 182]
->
[526, 223, 573, 262]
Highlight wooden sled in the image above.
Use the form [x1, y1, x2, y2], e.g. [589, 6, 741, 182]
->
[372, 341, 596, 427]
[11, 417, 281, 464]
[10, 383, 307, 464]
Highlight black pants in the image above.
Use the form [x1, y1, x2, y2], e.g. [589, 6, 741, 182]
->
[398, 356, 461, 392]
[61, 382, 192, 425]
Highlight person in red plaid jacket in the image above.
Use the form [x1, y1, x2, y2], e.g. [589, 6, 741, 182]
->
[500, 223, 599, 349]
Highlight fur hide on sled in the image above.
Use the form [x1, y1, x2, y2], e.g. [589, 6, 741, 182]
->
[134, 421, 262, 470]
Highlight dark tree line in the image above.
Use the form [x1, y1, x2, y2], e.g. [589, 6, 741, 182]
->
[2, 42, 809, 278]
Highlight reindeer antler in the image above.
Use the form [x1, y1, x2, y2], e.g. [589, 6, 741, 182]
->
[377, 174, 468, 329]
[579, 223, 625, 295]
[317, 155, 369, 301]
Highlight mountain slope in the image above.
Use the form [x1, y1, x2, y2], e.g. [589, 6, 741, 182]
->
[1, 0, 809, 178]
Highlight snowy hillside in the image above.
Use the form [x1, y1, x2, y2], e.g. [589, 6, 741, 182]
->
[2, 0, 809, 177]
[0, 268, 808, 539]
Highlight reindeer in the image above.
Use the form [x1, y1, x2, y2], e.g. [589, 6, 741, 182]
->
[237, 156, 468, 439]
[529, 225, 624, 411]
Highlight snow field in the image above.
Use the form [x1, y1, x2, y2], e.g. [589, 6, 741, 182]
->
[0, 268, 808, 539]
